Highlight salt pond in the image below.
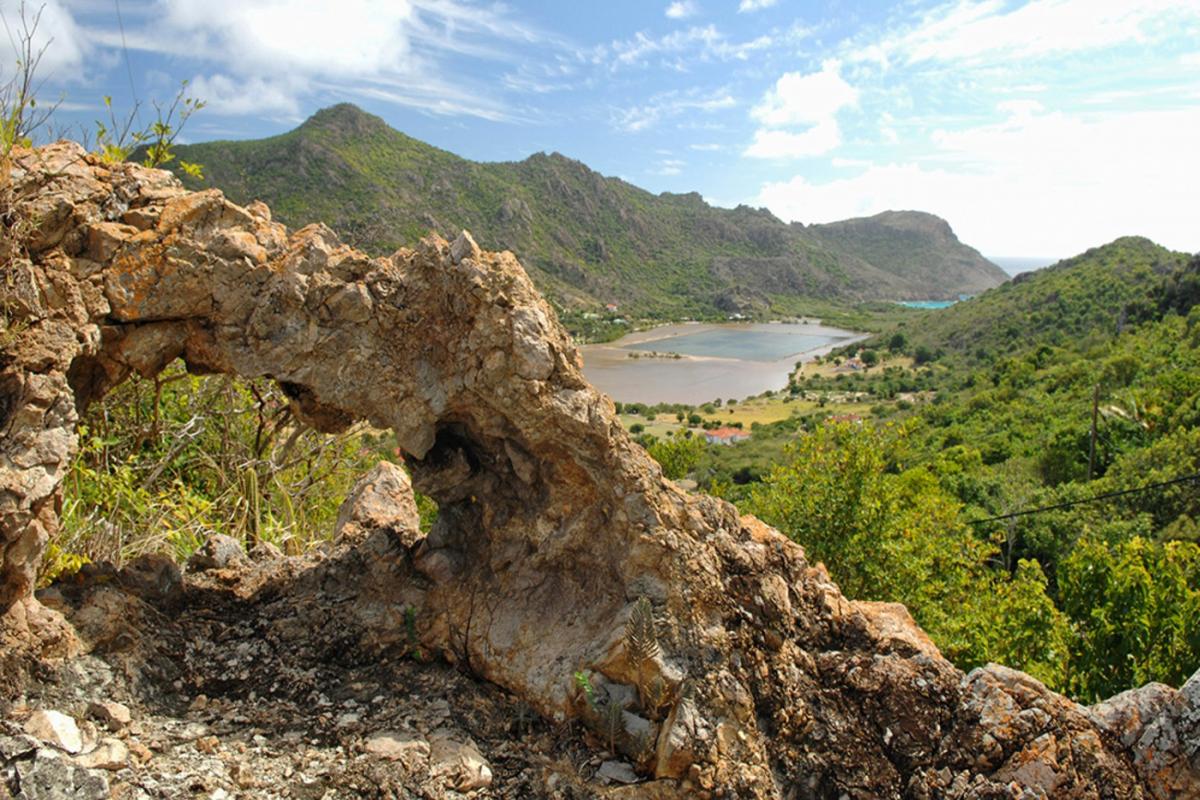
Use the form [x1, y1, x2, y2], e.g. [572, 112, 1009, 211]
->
[580, 322, 864, 405]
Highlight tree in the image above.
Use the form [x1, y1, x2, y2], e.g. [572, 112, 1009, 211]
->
[1059, 536, 1200, 702]
[888, 332, 908, 352]
[746, 421, 1069, 685]
[647, 432, 705, 479]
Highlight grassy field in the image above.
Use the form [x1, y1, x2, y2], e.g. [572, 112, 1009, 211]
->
[619, 392, 878, 439]
[795, 354, 915, 379]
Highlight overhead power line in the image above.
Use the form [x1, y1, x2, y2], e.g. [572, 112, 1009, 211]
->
[114, 0, 141, 123]
[968, 472, 1200, 525]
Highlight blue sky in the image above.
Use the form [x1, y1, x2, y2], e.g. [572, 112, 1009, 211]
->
[6, 0, 1200, 258]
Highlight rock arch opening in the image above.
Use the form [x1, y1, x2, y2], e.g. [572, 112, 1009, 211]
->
[1, 143, 1194, 796]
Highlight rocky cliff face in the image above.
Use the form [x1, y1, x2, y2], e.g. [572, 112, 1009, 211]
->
[1, 143, 1197, 798]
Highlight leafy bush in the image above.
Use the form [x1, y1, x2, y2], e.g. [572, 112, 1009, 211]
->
[647, 432, 705, 479]
[1059, 536, 1200, 701]
[745, 421, 1069, 684]
[49, 363, 396, 578]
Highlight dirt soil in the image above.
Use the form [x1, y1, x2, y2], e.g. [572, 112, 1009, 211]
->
[1, 549, 637, 800]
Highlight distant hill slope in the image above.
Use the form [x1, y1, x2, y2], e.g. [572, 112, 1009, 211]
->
[900, 236, 1193, 361]
[165, 103, 1007, 317]
[809, 210, 1008, 296]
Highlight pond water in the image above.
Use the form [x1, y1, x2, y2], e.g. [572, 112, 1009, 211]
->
[580, 322, 864, 405]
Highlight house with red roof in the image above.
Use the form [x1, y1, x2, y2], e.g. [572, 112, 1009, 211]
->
[703, 427, 750, 445]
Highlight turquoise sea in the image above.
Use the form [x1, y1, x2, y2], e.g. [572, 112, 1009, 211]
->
[898, 299, 958, 309]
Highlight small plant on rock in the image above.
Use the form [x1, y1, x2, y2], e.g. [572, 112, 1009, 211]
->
[624, 596, 663, 716]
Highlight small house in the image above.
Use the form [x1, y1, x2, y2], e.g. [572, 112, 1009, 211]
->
[704, 427, 750, 445]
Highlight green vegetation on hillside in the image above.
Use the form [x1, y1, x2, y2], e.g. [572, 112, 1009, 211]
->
[161, 104, 1006, 324]
[46, 367, 435, 580]
[810, 209, 1007, 296]
[676, 239, 1200, 699]
[891, 236, 1190, 367]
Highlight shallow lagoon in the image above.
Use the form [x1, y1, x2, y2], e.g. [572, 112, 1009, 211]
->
[580, 322, 864, 404]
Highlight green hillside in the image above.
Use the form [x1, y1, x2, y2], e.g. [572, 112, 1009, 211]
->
[163, 104, 1006, 321]
[684, 241, 1200, 699]
[809, 210, 1008, 295]
[896, 236, 1191, 364]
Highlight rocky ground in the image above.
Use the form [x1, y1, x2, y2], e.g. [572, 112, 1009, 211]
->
[1, 541, 650, 800]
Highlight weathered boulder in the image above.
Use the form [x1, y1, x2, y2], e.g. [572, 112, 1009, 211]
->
[8, 747, 110, 799]
[186, 533, 248, 572]
[429, 729, 493, 791]
[1089, 673, 1200, 799]
[334, 461, 420, 542]
[364, 731, 431, 765]
[0, 143, 1197, 798]
[22, 710, 82, 754]
[86, 700, 131, 732]
[73, 737, 128, 771]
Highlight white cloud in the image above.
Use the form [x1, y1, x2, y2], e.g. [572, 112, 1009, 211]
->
[853, 0, 1200, 67]
[755, 105, 1200, 256]
[615, 89, 735, 132]
[603, 25, 721, 69]
[745, 123, 841, 158]
[186, 73, 304, 117]
[995, 99, 1044, 118]
[72, 0, 559, 120]
[689, 142, 722, 151]
[745, 60, 858, 158]
[594, 24, 790, 71]
[878, 110, 899, 143]
[738, 0, 778, 11]
[665, 1, 698, 20]
[152, 0, 418, 76]
[751, 60, 859, 127]
[651, 157, 687, 175]
[0, 0, 88, 79]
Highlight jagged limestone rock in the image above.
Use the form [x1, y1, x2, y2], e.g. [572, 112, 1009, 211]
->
[1, 143, 1197, 798]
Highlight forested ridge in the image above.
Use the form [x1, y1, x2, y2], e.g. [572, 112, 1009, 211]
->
[161, 103, 1006, 326]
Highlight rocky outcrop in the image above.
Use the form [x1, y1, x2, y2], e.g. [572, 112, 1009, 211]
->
[1, 143, 1197, 798]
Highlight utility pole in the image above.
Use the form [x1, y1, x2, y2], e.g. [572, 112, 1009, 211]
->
[1087, 384, 1100, 481]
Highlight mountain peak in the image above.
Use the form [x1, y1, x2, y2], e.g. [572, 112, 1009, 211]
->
[300, 103, 389, 137]
[164, 119, 1010, 312]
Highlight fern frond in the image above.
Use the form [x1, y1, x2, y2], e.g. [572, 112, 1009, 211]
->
[604, 698, 625, 752]
[624, 596, 660, 666]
